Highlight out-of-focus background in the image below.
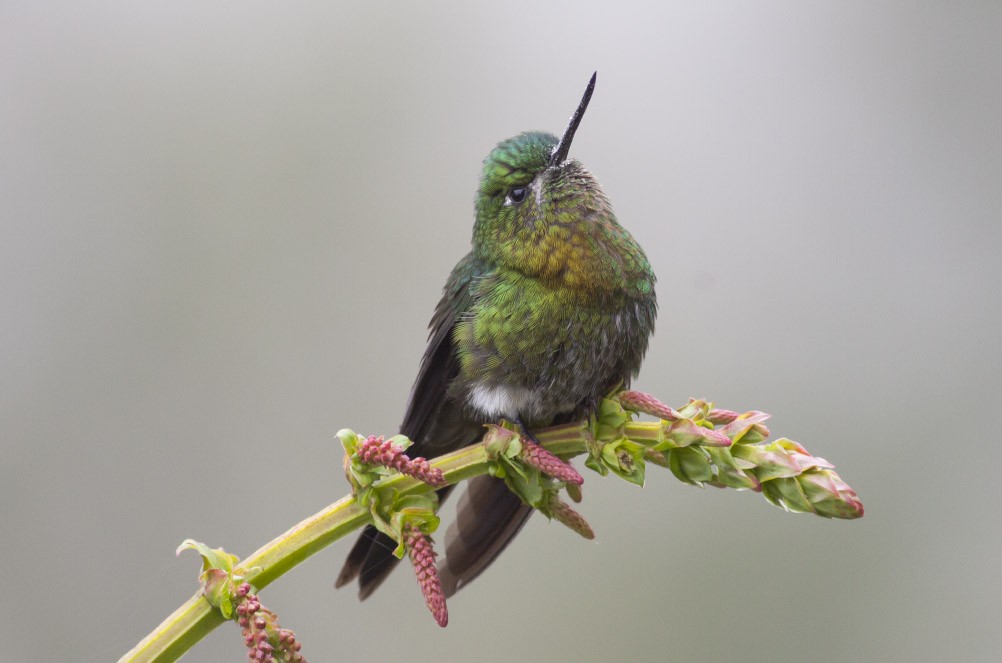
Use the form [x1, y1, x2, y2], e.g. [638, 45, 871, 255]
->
[3, 2, 1000, 661]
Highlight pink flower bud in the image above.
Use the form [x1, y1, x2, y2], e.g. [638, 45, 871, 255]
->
[549, 496, 595, 539]
[520, 442, 584, 485]
[619, 390, 682, 420]
[706, 409, 739, 425]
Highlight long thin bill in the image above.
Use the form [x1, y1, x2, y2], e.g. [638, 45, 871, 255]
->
[549, 72, 597, 167]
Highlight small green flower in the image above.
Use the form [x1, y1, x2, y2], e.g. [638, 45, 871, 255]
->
[599, 437, 647, 486]
[666, 446, 713, 486]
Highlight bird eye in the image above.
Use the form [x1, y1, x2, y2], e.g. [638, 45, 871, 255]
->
[505, 187, 528, 206]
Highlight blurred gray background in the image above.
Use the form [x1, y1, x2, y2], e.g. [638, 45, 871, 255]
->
[2, 2, 1000, 662]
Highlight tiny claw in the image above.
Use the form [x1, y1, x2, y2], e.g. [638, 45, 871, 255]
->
[514, 415, 542, 445]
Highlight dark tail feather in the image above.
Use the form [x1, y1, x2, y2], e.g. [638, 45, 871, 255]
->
[335, 525, 401, 598]
[439, 475, 534, 597]
[336, 478, 534, 599]
[357, 528, 403, 600]
[333, 526, 370, 589]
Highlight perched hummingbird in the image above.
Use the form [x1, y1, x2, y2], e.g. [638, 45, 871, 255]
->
[336, 73, 657, 598]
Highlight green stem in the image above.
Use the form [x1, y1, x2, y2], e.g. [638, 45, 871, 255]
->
[623, 421, 662, 444]
[119, 496, 368, 662]
[119, 435, 535, 662]
[119, 402, 863, 661]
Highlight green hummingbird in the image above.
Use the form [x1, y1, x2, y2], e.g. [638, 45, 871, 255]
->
[336, 73, 657, 598]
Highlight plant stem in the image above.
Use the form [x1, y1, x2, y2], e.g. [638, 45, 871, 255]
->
[119, 436, 505, 662]
[118, 402, 863, 661]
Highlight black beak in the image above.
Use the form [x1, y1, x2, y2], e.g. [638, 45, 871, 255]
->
[549, 72, 597, 168]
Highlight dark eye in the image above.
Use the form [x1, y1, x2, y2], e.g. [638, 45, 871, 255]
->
[506, 187, 527, 205]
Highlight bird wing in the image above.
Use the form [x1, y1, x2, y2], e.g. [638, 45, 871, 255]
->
[336, 252, 487, 598]
[398, 252, 483, 449]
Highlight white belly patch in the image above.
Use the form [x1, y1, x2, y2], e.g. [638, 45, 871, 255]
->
[466, 383, 538, 420]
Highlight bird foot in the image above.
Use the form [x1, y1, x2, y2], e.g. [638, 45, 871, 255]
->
[514, 416, 542, 445]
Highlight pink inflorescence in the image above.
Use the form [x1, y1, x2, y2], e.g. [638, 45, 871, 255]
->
[234, 582, 305, 662]
[706, 408, 740, 425]
[404, 524, 449, 627]
[618, 390, 682, 421]
[548, 495, 595, 539]
[520, 442, 584, 485]
[357, 436, 447, 487]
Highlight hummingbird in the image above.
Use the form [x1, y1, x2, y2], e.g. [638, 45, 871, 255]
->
[336, 72, 657, 599]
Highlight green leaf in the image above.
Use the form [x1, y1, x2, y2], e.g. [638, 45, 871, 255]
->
[740, 423, 769, 445]
[705, 447, 759, 490]
[584, 453, 608, 476]
[386, 434, 413, 452]
[798, 470, 862, 519]
[336, 429, 360, 455]
[176, 539, 239, 575]
[501, 462, 545, 507]
[600, 438, 646, 486]
[718, 412, 771, 445]
[732, 442, 803, 481]
[483, 424, 520, 460]
[393, 494, 441, 533]
[761, 476, 813, 513]
[202, 569, 234, 618]
[676, 398, 710, 420]
[596, 398, 629, 441]
[176, 540, 243, 618]
[671, 447, 714, 485]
